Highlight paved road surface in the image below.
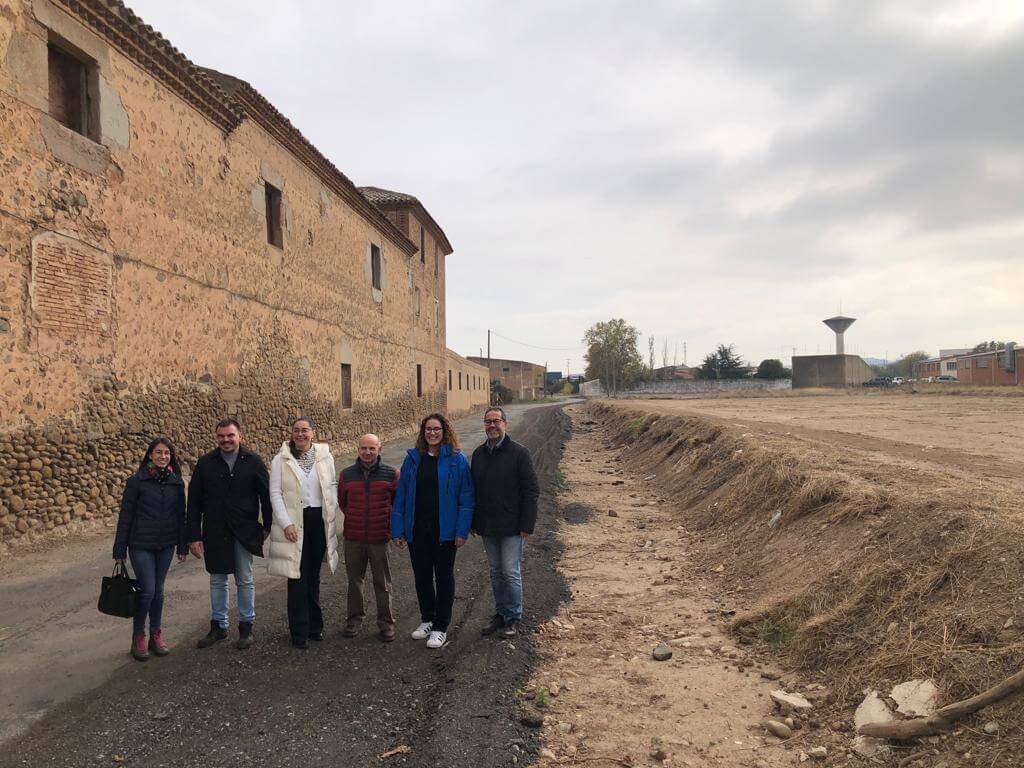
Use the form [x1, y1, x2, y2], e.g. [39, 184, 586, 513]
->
[0, 402, 572, 767]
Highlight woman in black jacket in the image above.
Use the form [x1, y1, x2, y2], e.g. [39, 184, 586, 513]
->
[112, 437, 187, 661]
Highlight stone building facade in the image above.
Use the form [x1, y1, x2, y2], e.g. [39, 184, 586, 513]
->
[445, 349, 489, 417]
[0, 0, 455, 549]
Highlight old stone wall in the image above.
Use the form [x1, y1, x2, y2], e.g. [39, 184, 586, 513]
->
[445, 348, 489, 417]
[0, 1, 449, 553]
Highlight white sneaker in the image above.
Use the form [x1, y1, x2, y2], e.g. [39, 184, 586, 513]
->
[411, 622, 432, 640]
[426, 630, 447, 649]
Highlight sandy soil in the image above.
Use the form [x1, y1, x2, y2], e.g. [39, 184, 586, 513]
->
[523, 407, 835, 768]
[621, 393, 1024, 488]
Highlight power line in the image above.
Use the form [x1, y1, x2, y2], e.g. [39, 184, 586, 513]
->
[488, 329, 584, 352]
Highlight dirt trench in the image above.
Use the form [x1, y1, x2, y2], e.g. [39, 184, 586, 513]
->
[524, 401, 1024, 768]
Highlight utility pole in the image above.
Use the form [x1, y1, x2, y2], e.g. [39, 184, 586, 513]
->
[683, 341, 687, 366]
[487, 329, 492, 406]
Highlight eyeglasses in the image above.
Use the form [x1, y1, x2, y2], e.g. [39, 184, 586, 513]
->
[483, 419, 504, 426]
[424, 427, 444, 433]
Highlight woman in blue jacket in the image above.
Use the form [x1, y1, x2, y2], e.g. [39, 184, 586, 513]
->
[112, 437, 188, 661]
[392, 412, 474, 649]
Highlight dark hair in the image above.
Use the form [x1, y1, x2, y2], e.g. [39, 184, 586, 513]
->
[415, 412, 460, 454]
[215, 417, 242, 432]
[483, 406, 508, 422]
[138, 436, 180, 474]
[288, 415, 316, 459]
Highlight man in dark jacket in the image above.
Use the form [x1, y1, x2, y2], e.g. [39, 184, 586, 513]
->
[338, 433, 399, 641]
[187, 418, 272, 650]
[471, 407, 540, 638]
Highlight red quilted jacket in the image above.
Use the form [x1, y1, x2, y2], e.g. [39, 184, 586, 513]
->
[338, 459, 399, 543]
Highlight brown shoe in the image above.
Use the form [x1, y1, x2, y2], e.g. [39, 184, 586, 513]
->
[379, 627, 396, 643]
[341, 623, 359, 638]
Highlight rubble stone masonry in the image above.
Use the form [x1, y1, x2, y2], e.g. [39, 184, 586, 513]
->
[0, 0, 451, 552]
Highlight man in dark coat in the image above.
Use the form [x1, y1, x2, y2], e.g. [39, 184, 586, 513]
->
[471, 406, 540, 639]
[337, 433, 399, 641]
[187, 418, 272, 650]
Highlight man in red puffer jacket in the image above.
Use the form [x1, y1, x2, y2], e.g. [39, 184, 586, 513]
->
[338, 434, 400, 641]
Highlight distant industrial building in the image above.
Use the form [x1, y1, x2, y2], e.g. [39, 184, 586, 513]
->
[955, 345, 1022, 386]
[467, 356, 546, 401]
[792, 316, 874, 388]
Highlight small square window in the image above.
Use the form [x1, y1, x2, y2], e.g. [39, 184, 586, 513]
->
[265, 182, 283, 248]
[371, 244, 382, 290]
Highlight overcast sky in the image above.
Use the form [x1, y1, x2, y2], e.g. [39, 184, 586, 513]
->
[130, 0, 1022, 372]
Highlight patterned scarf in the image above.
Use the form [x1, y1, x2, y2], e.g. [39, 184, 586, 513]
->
[296, 447, 315, 475]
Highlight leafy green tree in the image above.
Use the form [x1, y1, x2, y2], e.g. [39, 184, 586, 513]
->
[583, 319, 644, 396]
[697, 344, 746, 379]
[973, 340, 1015, 352]
[755, 359, 791, 379]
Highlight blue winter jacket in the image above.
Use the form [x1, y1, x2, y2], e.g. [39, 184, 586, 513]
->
[112, 467, 187, 559]
[391, 445, 475, 544]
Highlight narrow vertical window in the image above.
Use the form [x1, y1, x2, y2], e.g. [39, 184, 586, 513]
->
[420, 226, 426, 264]
[340, 364, 352, 409]
[416, 364, 423, 397]
[448, 370, 452, 391]
[371, 244, 382, 290]
[415, 287, 421, 319]
[459, 371, 463, 390]
[47, 42, 91, 137]
[265, 182, 283, 248]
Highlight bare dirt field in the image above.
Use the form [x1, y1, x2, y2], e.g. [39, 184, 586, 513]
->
[624, 391, 1024, 486]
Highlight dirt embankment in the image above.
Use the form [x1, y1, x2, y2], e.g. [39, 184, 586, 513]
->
[576, 399, 1024, 765]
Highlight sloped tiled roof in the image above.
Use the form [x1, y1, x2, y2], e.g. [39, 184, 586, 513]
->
[359, 186, 454, 255]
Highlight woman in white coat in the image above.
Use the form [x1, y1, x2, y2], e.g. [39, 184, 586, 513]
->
[268, 416, 341, 649]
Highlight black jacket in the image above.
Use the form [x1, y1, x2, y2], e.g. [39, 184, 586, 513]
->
[470, 436, 540, 536]
[112, 467, 187, 559]
[186, 446, 272, 574]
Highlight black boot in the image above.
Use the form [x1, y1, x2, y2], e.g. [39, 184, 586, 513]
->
[197, 621, 227, 649]
[236, 621, 254, 650]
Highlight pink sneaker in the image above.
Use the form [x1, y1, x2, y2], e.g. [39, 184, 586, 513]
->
[131, 633, 149, 661]
[149, 630, 169, 656]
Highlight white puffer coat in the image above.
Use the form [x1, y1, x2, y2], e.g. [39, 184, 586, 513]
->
[267, 442, 340, 579]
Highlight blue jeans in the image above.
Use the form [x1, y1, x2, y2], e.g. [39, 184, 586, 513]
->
[129, 546, 175, 636]
[210, 538, 255, 628]
[482, 535, 524, 622]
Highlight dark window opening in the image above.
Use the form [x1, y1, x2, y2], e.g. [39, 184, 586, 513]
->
[340, 364, 352, 409]
[459, 371, 463, 390]
[371, 243, 382, 290]
[434, 243, 439, 277]
[448, 370, 452, 391]
[419, 226, 426, 264]
[416, 364, 423, 397]
[47, 43, 90, 136]
[265, 182, 283, 248]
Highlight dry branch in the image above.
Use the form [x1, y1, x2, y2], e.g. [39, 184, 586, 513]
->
[860, 667, 1024, 739]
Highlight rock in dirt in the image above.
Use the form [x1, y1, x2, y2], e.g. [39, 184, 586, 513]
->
[852, 691, 894, 759]
[519, 710, 545, 728]
[890, 678, 940, 717]
[984, 721, 1000, 735]
[807, 746, 827, 760]
[770, 690, 813, 712]
[538, 748, 556, 760]
[652, 643, 673, 661]
[763, 719, 792, 739]
[608, 510, 618, 517]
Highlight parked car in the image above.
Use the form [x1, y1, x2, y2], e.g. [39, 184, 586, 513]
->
[932, 375, 957, 383]
[863, 377, 891, 387]
[890, 376, 905, 385]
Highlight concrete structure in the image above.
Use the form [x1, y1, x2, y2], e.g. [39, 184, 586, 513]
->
[445, 350, 489, 416]
[792, 355, 875, 388]
[0, 0, 456, 547]
[954, 346, 1023, 386]
[467, 356, 546, 401]
[823, 316, 856, 355]
[913, 349, 972, 380]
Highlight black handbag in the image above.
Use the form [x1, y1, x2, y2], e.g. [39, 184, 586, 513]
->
[98, 561, 139, 618]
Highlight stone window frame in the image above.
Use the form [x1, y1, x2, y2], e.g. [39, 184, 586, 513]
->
[368, 241, 385, 303]
[24, 1, 132, 175]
